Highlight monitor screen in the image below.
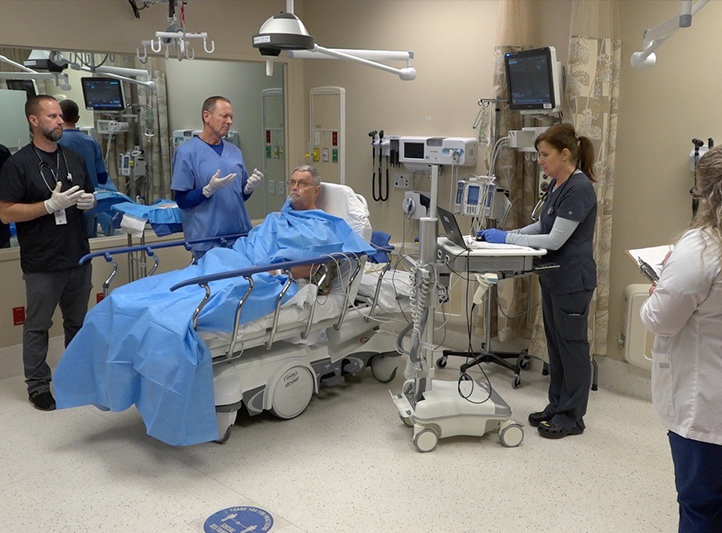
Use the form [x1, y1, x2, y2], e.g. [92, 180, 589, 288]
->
[403, 141, 425, 160]
[6, 79, 37, 99]
[81, 77, 125, 111]
[466, 185, 480, 205]
[505, 48, 557, 111]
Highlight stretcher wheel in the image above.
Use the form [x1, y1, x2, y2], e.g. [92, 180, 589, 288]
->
[370, 355, 398, 383]
[414, 427, 438, 453]
[215, 425, 233, 445]
[436, 356, 448, 369]
[214, 411, 237, 444]
[270, 365, 315, 419]
[499, 421, 524, 448]
[511, 374, 522, 389]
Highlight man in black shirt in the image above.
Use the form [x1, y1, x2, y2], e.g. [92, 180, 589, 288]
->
[0, 95, 96, 411]
[0, 144, 11, 248]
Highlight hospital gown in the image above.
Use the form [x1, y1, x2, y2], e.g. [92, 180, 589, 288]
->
[54, 204, 374, 446]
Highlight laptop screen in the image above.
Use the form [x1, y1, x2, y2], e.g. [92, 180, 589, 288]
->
[437, 207, 468, 250]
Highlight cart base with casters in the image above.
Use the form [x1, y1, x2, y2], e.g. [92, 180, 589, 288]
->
[392, 378, 524, 452]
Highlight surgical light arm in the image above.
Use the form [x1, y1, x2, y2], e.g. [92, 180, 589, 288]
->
[64, 59, 156, 90]
[631, 0, 709, 68]
[0, 55, 70, 89]
[288, 46, 417, 81]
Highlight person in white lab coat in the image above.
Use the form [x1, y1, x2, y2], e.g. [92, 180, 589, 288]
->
[640, 145, 722, 533]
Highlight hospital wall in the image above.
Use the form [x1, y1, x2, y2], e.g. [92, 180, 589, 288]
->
[612, 0, 722, 362]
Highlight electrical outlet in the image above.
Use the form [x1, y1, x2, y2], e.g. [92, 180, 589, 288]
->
[278, 180, 285, 195]
[268, 180, 275, 194]
[394, 173, 411, 189]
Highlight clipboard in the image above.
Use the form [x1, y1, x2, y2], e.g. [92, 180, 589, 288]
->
[626, 245, 673, 284]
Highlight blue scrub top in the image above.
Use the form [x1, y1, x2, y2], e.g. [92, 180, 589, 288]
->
[58, 129, 107, 189]
[171, 137, 251, 253]
[538, 170, 597, 294]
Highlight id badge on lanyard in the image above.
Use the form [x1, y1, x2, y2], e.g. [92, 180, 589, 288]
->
[53, 173, 73, 226]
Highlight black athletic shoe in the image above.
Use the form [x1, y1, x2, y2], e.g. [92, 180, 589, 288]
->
[28, 387, 56, 411]
[537, 420, 584, 439]
[528, 411, 552, 427]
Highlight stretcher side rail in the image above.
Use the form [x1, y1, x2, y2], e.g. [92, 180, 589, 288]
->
[78, 232, 247, 296]
[170, 252, 368, 363]
[363, 241, 395, 322]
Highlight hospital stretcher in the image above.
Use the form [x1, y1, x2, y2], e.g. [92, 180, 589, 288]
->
[78, 183, 407, 444]
[171, 249, 402, 443]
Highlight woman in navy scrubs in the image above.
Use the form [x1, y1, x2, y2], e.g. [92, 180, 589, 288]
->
[481, 123, 597, 439]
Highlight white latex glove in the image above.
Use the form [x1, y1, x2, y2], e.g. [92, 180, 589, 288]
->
[202, 169, 237, 198]
[77, 192, 96, 211]
[44, 182, 83, 214]
[244, 168, 264, 195]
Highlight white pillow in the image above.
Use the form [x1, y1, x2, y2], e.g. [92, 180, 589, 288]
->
[316, 182, 373, 241]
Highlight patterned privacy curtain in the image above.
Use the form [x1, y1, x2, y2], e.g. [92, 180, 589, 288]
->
[486, 0, 545, 344]
[138, 56, 172, 202]
[100, 55, 171, 202]
[528, 0, 621, 359]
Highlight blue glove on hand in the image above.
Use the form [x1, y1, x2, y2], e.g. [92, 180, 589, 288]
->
[481, 228, 508, 244]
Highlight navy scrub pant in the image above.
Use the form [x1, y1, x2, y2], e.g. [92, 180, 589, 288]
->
[668, 431, 722, 533]
[540, 288, 594, 431]
[22, 264, 92, 393]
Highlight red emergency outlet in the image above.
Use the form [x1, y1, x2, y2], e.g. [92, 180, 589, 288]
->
[12, 307, 25, 326]
[266, 130, 271, 144]
[96, 293, 104, 304]
[332, 131, 338, 146]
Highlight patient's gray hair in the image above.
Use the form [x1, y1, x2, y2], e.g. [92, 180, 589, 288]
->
[292, 165, 321, 186]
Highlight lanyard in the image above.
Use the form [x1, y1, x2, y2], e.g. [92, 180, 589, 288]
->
[545, 170, 576, 218]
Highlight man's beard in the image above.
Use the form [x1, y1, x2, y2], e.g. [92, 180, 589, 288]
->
[289, 193, 302, 209]
[42, 126, 63, 142]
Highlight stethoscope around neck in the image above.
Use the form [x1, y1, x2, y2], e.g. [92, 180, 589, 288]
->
[34, 146, 71, 192]
[530, 168, 577, 222]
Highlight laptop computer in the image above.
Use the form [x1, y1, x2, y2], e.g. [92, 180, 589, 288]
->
[437, 206, 473, 250]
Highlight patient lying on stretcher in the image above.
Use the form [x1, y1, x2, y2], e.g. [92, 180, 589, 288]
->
[53, 167, 374, 446]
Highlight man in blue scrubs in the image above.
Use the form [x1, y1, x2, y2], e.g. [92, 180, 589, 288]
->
[171, 96, 263, 259]
[58, 99, 114, 237]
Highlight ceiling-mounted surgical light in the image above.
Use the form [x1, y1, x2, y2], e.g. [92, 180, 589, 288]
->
[253, 1, 417, 81]
[23, 50, 68, 73]
[253, 12, 315, 57]
[0, 51, 71, 90]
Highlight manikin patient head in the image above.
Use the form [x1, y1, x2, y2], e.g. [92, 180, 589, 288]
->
[288, 165, 321, 210]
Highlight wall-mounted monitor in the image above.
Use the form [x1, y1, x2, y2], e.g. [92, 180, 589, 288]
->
[81, 77, 125, 111]
[504, 47, 563, 115]
[5, 79, 38, 99]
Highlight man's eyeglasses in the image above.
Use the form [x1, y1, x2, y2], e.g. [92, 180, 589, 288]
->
[286, 180, 314, 189]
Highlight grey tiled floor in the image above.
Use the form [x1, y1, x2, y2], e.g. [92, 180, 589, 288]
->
[0, 357, 676, 532]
